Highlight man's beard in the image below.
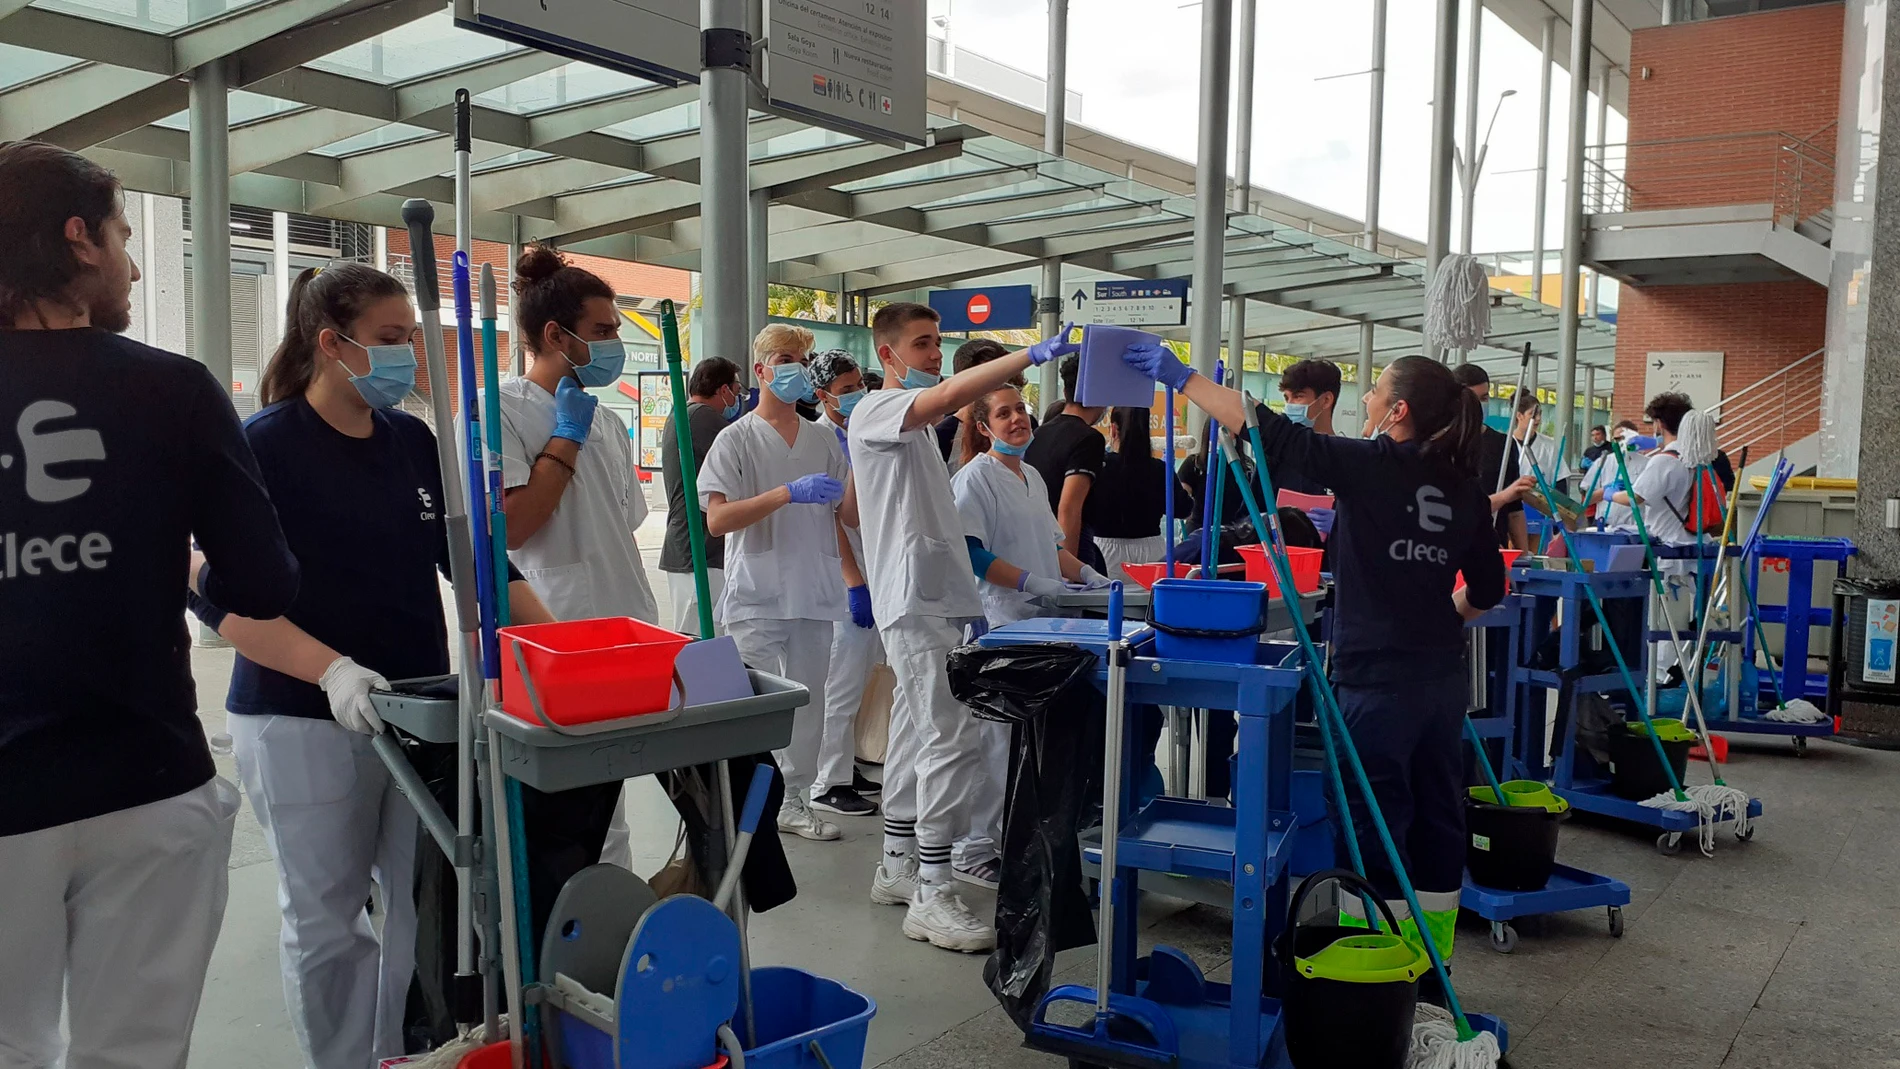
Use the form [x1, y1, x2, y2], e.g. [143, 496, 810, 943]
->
[92, 301, 130, 334]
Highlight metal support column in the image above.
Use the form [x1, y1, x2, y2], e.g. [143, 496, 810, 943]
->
[1038, 0, 1070, 405]
[1226, 0, 1256, 386]
[1587, 62, 1609, 319]
[1531, 15, 1554, 305]
[1358, 0, 1387, 401]
[1458, 0, 1483, 257]
[271, 211, 289, 337]
[698, 0, 751, 368]
[1583, 364, 1598, 439]
[189, 58, 231, 398]
[1554, 0, 1593, 470]
[1424, 0, 1460, 361]
[748, 187, 769, 376]
[1189, 0, 1234, 382]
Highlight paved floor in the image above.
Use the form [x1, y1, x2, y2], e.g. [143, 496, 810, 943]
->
[183, 495, 1900, 1068]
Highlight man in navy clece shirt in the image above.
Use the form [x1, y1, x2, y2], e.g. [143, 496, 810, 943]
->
[0, 142, 299, 1067]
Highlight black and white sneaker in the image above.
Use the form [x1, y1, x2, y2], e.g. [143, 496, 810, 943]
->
[953, 858, 1001, 890]
[811, 786, 878, 816]
[852, 769, 883, 796]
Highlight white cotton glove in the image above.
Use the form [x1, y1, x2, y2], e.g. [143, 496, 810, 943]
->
[1019, 573, 1070, 598]
[319, 656, 388, 735]
[1071, 566, 1113, 591]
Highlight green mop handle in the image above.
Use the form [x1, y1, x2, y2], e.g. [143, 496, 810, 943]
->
[1231, 417, 1479, 1041]
[479, 263, 509, 626]
[660, 300, 714, 640]
[1523, 445, 1690, 801]
[1607, 440, 1676, 618]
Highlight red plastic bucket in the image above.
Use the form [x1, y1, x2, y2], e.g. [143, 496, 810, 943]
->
[1120, 562, 1194, 589]
[1235, 544, 1325, 598]
[1456, 548, 1524, 593]
[499, 617, 693, 727]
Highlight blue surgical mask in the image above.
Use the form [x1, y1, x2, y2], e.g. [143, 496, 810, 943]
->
[991, 436, 1028, 457]
[831, 389, 864, 420]
[890, 354, 940, 390]
[723, 397, 742, 421]
[561, 327, 626, 388]
[765, 362, 816, 404]
[1284, 402, 1312, 427]
[343, 336, 417, 409]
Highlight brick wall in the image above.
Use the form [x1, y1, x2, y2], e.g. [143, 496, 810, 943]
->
[1623, 4, 1843, 213]
[1612, 281, 1825, 454]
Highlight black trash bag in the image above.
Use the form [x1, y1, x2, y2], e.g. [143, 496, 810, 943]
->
[946, 641, 1103, 1029]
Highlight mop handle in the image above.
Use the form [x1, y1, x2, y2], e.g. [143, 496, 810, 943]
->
[453, 251, 499, 681]
[1498, 344, 1530, 495]
[660, 301, 715, 640]
[1232, 417, 1476, 1039]
[1207, 428, 1228, 578]
[712, 764, 776, 913]
[1198, 363, 1224, 574]
[1464, 716, 1508, 800]
[480, 263, 510, 627]
[1522, 446, 1690, 800]
[1163, 386, 1176, 576]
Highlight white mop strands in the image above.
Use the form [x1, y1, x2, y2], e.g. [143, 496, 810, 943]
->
[1763, 698, 1829, 723]
[1412, 1005, 1504, 1069]
[1423, 253, 1493, 352]
[1640, 783, 1755, 856]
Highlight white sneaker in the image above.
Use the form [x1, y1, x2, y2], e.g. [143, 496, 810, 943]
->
[902, 883, 997, 953]
[871, 857, 920, 906]
[777, 797, 841, 841]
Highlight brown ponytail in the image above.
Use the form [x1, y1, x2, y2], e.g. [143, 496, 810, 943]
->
[258, 263, 409, 408]
[1384, 355, 1485, 478]
[513, 244, 613, 353]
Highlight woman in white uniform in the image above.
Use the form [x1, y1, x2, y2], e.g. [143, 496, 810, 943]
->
[701, 324, 860, 841]
[950, 385, 1109, 886]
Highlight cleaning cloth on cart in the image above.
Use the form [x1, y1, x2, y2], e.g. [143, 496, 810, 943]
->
[946, 641, 1103, 1028]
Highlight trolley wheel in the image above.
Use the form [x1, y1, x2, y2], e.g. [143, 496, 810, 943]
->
[1737, 823, 1757, 842]
[1608, 906, 1625, 938]
[1489, 921, 1518, 954]
[1793, 736, 1810, 757]
[1656, 832, 1684, 856]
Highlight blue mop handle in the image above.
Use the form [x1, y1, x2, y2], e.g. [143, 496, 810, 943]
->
[452, 252, 499, 681]
[1198, 362, 1225, 574]
[1163, 386, 1176, 577]
[1107, 579, 1124, 637]
[713, 764, 777, 913]
[1236, 419, 1479, 1040]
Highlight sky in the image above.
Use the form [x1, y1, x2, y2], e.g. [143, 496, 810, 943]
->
[927, 0, 1629, 262]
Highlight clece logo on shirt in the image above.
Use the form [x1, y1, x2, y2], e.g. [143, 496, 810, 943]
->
[418, 487, 436, 522]
[1, 400, 114, 582]
[1389, 484, 1453, 566]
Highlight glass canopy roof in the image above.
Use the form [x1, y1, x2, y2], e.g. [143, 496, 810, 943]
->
[0, 0, 1616, 381]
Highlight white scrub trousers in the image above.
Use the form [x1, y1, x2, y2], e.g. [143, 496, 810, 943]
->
[230, 713, 419, 1069]
[1096, 535, 1168, 581]
[881, 615, 988, 881]
[666, 567, 726, 636]
[0, 775, 238, 1069]
[728, 617, 832, 799]
[821, 619, 882, 792]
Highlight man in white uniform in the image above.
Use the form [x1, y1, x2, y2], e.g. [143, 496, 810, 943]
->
[497, 247, 660, 870]
[845, 303, 1077, 952]
[1609, 392, 1697, 680]
[701, 324, 858, 841]
[810, 349, 885, 818]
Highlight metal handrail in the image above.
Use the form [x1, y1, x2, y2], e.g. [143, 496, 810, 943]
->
[1705, 348, 1824, 417]
[1583, 130, 1836, 223]
[1708, 349, 1825, 462]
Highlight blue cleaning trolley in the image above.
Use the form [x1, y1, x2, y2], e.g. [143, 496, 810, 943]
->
[1741, 536, 1854, 750]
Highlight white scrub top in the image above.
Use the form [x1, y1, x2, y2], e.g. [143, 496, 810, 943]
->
[496, 377, 659, 624]
[952, 452, 1064, 626]
[1585, 450, 1648, 528]
[698, 411, 850, 625]
[823, 413, 867, 569]
[1632, 445, 1694, 548]
[847, 389, 984, 623]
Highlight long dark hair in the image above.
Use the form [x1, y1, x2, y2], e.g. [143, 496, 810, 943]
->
[0, 141, 122, 326]
[1383, 355, 1485, 477]
[961, 386, 1018, 468]
[514, 244, 613, 354]
[259, 264, 409, 407]
[1111, 406, 1152, 462]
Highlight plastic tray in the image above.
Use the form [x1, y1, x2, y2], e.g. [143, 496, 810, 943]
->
[485, 670, 805, 792]
[370, 675, 460, 744]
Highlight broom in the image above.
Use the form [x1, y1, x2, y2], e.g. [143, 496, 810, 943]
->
[1219, 408, 1501, 1069]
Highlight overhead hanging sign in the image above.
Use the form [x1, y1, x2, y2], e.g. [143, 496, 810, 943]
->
[764, 0, 928, 145]
[1068, 279, 1189, 327]
[1643, 351, 1726, 415]
[457, 0, 699, 86]
[929, 285, 1035, 332]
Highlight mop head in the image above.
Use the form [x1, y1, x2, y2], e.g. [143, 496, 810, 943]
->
[1423, 254, 1492, 352]
[403, 1020, 502, 1069]
[1763, 698, 1829, 724]
[1676, 409, 1718, 468]
[1412, 1004, 1502, 1069]
[1640, 783, 1755, 855]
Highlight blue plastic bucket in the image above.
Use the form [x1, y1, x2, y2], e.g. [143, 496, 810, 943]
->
[1571, 530, 1638, 572]
[1149, 578, 1268, 664]
[742, 967, 876, 1069]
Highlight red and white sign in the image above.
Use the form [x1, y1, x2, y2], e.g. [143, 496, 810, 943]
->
[966, 293, 991, 325]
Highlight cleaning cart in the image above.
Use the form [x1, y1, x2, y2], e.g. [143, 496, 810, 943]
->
[1741, 536, 1854, 750]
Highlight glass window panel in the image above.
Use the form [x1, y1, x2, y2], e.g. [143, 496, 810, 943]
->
[30, 0, 269, 31]
[475, 61, 654, 114]
[0, 44, 78, 89]
[314, 122, 436, 157]
[309, 12, 516, 85]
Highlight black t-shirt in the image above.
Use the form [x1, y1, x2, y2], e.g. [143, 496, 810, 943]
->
[1175, 453, 1253, 533]
[935, 413, 961, 462]
[661, 401, 728, 572]
[1025, 412, 1106, 520]
[1250, 403, 1503, 688]
[1086, 450, 1169, 539]
[1474, 425, 1522, 544]
[194, 399, 520, 719]
[1, 328, 299, 835]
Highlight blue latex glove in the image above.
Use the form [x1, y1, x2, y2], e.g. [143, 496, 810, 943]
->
[1027, 321, 1081, 366]
[785, 472, 845, 505]
[551, 376, 598, 444]
[1308, 507, 1336, 538]
[1124, 340, 1195, 391]
[847, 584, 874, 629]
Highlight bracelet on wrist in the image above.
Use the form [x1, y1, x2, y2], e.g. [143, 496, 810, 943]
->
[535, 450, 578, 477]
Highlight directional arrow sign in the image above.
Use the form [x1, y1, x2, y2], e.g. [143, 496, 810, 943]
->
[1642, 351, 1725, 414]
